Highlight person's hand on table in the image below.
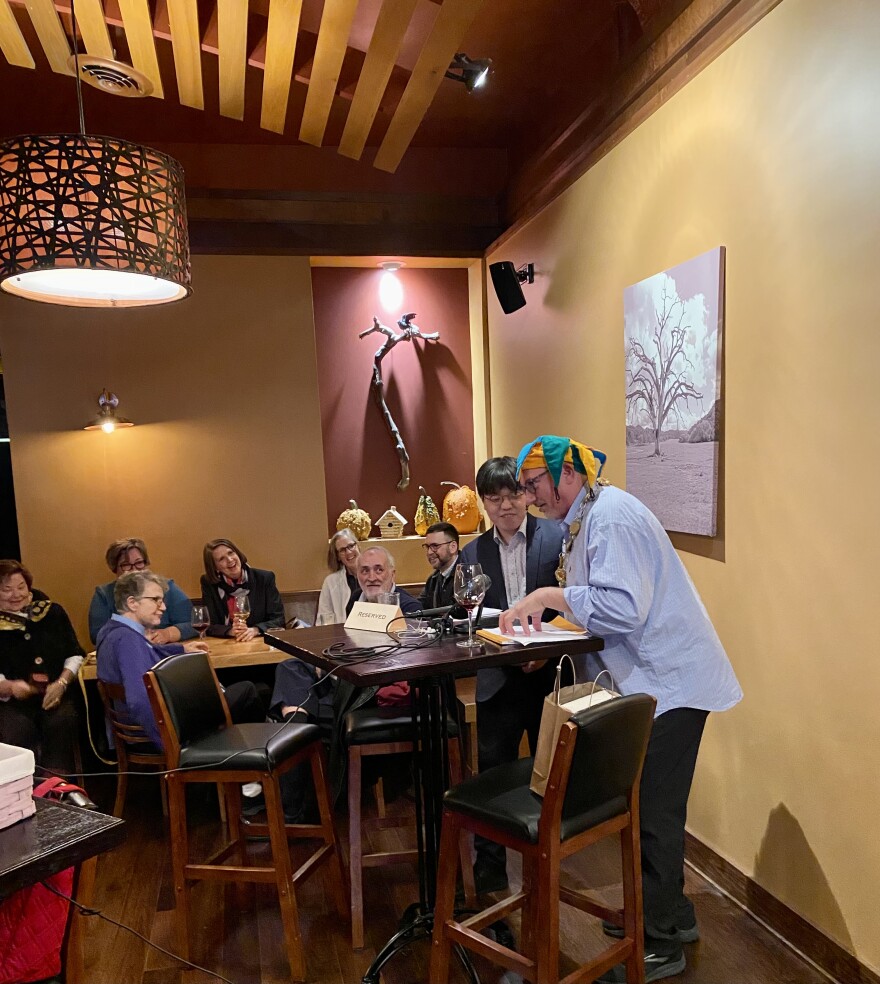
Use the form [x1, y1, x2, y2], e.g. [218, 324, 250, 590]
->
[232, 625, 259, 643]
[42, 678, 68, 711]
[183, 640, 211, 654]
[499, 590, 547, 637]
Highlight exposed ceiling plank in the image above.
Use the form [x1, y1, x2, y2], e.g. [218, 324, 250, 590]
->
[166, 0, 204, 109]
[218, 0, 247, 119]
[373, 0, 484, 173]
[260, 0, 303, 133]
[117, 0, 163, 96]
[298, 0, 358, 146]
[24, 0, 73, 74]
[338, 0, 418, 160]
[75, 0, 113, 58]
[0, 0, 35, 67]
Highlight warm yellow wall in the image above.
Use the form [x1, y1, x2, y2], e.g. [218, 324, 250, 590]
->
[0, 255, 328, 642]
[487, 0, 880, 971]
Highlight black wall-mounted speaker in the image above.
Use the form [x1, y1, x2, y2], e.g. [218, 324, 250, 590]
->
[489, 261, 527, 314]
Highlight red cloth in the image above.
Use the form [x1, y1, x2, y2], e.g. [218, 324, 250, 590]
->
[0, 867, 74, 983]
[376, 681, 411, 707]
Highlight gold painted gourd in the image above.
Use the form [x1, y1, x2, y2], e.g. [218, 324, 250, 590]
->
[414, 486, 441, 536]
[336, 499, 372, 541]
[440, 482, 481, 534]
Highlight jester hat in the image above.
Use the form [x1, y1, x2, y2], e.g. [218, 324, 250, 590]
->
[515, 435, 607, 489]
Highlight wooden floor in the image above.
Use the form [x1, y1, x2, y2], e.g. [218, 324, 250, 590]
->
[75, 773, 827, 984]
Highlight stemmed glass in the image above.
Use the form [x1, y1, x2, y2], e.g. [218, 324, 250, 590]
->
[453, 563, 488, 650]
[191, 604, 210, 640]
[233, 594, 251, 633]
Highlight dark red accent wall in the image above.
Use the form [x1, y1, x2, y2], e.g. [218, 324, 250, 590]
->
[312, 267, 475, 537]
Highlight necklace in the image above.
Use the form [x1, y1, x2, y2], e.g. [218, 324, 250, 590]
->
[555, 496, 590, 587]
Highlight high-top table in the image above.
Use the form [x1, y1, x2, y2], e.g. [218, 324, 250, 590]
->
[265, 622, 604, 983]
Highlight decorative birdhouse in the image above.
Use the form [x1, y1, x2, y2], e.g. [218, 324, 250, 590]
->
[376, 506, 407, 539]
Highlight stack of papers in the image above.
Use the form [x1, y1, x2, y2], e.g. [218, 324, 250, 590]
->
[478, 618, 587, 647]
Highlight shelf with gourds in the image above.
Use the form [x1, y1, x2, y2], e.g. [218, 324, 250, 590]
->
[336, 483, 483, 542]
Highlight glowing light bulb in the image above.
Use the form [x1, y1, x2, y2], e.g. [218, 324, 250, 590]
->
[379, 271, 403, 311]
[101, 419, 116, 434]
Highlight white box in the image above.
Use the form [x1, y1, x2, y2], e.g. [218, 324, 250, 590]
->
[0, 742, 36, 830]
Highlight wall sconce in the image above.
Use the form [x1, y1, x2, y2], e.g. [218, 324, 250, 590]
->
[445, 53, 492, 92]
[83, 389, 134, 432]
[378, 260, 405, 311]
[489, 261, 535, 314]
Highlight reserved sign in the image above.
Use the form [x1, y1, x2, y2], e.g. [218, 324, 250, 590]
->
[344, 601, 404, 633]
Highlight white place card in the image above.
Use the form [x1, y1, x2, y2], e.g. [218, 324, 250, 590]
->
[344, 601, 404, 634]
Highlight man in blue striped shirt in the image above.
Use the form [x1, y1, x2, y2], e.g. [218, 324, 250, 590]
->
[500, 435, 742, 983]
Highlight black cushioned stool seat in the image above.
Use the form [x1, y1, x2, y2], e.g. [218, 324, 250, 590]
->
[343, 702, 470, 949]
[144, 651, 347, 984]
[430, 693, 657, 984]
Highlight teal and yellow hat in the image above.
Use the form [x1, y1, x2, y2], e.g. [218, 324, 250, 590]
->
[515, 435, 607, 489]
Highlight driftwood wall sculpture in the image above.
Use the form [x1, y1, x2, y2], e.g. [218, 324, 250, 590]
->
[359, 312, 440, 490]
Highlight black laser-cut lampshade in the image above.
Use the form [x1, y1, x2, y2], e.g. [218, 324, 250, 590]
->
[0, 134, 191, 308]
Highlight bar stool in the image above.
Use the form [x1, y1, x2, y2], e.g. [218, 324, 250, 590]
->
[429, 693, 656, 984]
[144, 651, 347, 983]
[345, 704, 474, 949]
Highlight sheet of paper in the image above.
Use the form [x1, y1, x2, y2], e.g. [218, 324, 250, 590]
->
[477, 623, 588, 647]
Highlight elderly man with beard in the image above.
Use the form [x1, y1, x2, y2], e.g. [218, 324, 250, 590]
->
[500, 435, 742, 984]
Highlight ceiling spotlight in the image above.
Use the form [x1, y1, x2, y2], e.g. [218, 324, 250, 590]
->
[84, 389, 134, 432]
[378, 261, 405, 272]
[445, 53, 492, 93]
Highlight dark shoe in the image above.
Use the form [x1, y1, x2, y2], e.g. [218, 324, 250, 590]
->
[599, 950, 686, 983]
[473, 863, 509, 894]
[602, 920, 699, 944]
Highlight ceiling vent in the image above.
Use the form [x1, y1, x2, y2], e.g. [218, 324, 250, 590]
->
[69, 55, 154, 98]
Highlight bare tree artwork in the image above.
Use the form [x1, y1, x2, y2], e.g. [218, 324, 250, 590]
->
[626, 287, 703, 458]
[359, 312, 440, 490]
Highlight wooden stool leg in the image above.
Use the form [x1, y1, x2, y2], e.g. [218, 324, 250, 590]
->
[621, 818, 646, 984]
[520, 852, 538, 963]
[375, 775, 386, 818]
[308, 745, 347, 920]
[348, 744, 365, 948]
[534, 842, 560, 984]
[225, 782, 245, 864]
[264, 774, 306, 983]
[166, 778, 192, 966]
[111, 760, 128, 817]
[65, 855, 98, 984]
[429, 809, 462, 984]
[158, 770, 169, 817]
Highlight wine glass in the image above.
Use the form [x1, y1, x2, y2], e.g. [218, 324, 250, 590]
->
[453, 564, 488, 650]
[233, 594, 251, 633]
[191, 604, 210, 640]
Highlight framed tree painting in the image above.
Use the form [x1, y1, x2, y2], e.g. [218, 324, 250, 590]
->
[624, 246, 725, 536]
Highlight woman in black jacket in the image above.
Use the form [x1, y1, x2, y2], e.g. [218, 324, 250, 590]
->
[200, 539, 285, 641]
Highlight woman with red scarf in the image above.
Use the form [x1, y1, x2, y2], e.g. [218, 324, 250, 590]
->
[199, 539, 285, 640]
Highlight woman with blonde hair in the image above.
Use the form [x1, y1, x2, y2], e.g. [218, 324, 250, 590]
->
[316, 529, 360, 625]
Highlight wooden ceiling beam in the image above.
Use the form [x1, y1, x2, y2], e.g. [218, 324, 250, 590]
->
[217, 0, 247, 119]
[373, 0, 484, 173]
[166, 0, 203, 108]
[73, 0, 113, 57]
[338, 0, 418, 160]
[298, 0, 358, 146]
[0, 0, 35, 67]
[24, 0, 73, 74]
[116, 0, 163, 96]
[260, 0, 303, 133]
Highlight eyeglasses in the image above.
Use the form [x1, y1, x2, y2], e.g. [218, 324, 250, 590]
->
[483, 490, 525, 506]
[137, 595, 166, 606]
[520, 470, 549, 495]
[336, 543, 358, 556]
[422, 541, 456, 553]
[118, 559, 146, 572]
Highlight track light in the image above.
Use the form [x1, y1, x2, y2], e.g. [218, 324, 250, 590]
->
[445, 53, 492, 92]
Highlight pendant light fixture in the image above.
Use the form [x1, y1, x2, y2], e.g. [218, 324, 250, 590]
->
[83, 389, 134, 432]
[0, 0, 191, 308]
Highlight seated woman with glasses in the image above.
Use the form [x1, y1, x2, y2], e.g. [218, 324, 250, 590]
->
[0, 559, 84, 775]
[200, 539, 285, 642]
[316, 529, 360, 625]
[88, 538, 197, 645]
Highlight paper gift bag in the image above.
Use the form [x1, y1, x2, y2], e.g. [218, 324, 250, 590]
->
[530, 660, 618, 796]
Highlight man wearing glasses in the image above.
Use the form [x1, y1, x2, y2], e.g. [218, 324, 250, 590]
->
[418, 522, 460, 610]
[458, 456, 564, 894]
[96, 571, 263, 747]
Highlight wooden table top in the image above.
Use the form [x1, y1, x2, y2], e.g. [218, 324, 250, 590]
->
[265, 623, 604, 688]
[0, 799, 125, 899]
[80, 634, 288, 680]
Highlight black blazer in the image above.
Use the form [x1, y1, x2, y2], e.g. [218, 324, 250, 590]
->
[459, 514, 564, 700]
[418, 560, 459, 610]
[200, 566, 285, 637]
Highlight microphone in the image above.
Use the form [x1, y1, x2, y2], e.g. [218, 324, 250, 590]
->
[413, 605, 455, 618]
